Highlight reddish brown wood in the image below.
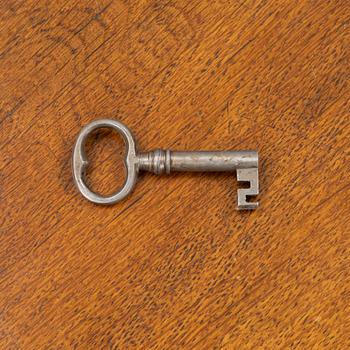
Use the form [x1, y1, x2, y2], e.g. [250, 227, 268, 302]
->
[0, 1, 349, 349]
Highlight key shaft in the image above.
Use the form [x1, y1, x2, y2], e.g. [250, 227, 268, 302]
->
[138, 150, 257, 173]
[138, 149, 259, 210]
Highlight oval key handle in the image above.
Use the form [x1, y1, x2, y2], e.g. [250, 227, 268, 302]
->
[72, 119, 138, 205]
[72, 119, 259, 210]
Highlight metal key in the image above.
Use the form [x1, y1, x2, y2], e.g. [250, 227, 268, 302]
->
[72, 119, 259, 210]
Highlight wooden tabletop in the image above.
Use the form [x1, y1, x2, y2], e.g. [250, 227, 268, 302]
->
[1, 1, 349, 349]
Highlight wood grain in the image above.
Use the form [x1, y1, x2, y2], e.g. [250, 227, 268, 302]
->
[0, 1, 349, 349]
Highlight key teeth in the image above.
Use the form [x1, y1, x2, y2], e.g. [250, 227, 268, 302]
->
[237, 168, 259, 210]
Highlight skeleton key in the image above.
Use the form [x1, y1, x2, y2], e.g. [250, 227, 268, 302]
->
[72, 119, 259, 210]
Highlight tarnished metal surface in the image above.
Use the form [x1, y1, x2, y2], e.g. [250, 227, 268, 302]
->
[72, 119, 259, 210]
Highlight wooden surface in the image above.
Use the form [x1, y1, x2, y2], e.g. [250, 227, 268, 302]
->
[0, 1, 349, 349]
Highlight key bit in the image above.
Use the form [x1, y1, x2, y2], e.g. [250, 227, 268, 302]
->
[72, 119, 259, 210]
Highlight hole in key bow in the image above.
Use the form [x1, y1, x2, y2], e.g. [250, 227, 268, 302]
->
[84, 128, 126, 196]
